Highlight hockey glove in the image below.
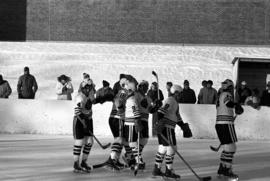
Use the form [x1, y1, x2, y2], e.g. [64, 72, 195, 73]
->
[134, 119, 143, 133]
[234, 103, 244, 115]
[62, 86, 68, 93]
[141, 98, 148, 108]
[177, 122, 192, 138]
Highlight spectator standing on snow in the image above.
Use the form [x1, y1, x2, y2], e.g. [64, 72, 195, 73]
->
[260, 81, 270, 106]
[237, 81, 251, 104]
[197, 80, 218, 104]
[56, 74, 74, 100]
[179, 80, 196, 104]
[166, 81, 173, 97]
[17, 67, 38, 99]
[0, 74, 12, 98]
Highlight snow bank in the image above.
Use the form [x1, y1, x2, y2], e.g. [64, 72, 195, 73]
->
[0, 99, 269, 140]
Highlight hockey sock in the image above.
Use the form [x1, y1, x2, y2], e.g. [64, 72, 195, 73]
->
[73, 145, 82, 162]
[139, 144, 144, 162]
[220, 151, 235, 167]
[165, 154, 174, 170]
[124, 145, 133, 159]
[110, 143, 122, 160]
[82, 143, 92, 161]
[155, 152, 165, 168]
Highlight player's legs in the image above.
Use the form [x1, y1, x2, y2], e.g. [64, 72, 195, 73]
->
[216, 124, 238, 178]
[109, 118, 124, 161]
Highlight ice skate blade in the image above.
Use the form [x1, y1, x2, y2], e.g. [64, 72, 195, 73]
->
[163, 176, 181, 181]
[217, 175, 238, 181]
[73, 169, 89, 174]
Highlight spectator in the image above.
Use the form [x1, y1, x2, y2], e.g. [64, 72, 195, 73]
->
[260, 81, 270, 106]
[202, 80, 207, 88]
[0, 74, 12, 98]
[17, 67, 38, 99]
[166, 81, 173, 97]
[197, 80, 218, 104]
[179, 80, 196, 103]
[112, 74, 126, 96]
[147, 82, 164, 102]
[237, 81, 251, 104]
[78, 73, 95, 93]
[95, 80, 114, 104]
[56, 74, 74, 100]
[245, 88, 260, 109]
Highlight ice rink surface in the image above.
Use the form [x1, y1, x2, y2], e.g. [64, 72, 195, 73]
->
[0, 134, 270, 181]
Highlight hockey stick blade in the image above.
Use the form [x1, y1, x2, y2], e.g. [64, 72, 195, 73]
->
[101, 142, 111, 149]
[209, 145, 219, 152]
[201, 176, 212, 181]
[152, 71, 158, 77]
[209, 144, 221, 152]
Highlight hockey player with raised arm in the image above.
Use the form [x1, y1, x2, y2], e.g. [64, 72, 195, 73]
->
[215, 79, 240, 180]
[72, 80, 96, 173]
[136, 80, 162, 170]
[152, 84, 192, 180]
[104, 76, 129, 170]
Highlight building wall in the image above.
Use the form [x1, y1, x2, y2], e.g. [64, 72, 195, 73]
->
[26, 0, 270, 44]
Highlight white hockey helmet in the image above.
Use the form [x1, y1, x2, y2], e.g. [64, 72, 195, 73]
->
[170, 84, 183, 94]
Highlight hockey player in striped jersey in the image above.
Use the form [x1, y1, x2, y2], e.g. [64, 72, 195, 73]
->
[136, 80, 162, 170]
[122, 76, 143, 170]
[105, 77, 129, 170]
[73, 81, 96, 173]
[215, 79, 238, 180]
[153, 84, 192, 180]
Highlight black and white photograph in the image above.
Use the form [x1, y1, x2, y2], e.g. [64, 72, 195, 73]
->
[1, 0, 270, 181]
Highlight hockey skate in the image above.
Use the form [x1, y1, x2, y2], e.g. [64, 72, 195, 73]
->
[122, 154, 136, 170]
[217, 163, 238, 181]
[163, 167, 181, 181]
[115, 159, 125, 170]
[152, 164, 164, 178]
[104, 157, 121, 171]
[73, 161, 84, 173]
[81, 160, 93, 173]
[138, 158, 146, 170]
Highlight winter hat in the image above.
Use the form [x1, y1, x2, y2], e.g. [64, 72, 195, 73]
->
[184, 80, 189, 85]
[102, 80, 110, 87]
[119, 74, 126, 80]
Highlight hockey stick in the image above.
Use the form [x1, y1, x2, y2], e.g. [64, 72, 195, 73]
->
[159, 134, 212, 181]
[152, 71, 160, 100]
[134, 131, 140, 176]
[209, 115, 237, 152]
[76, 116, 111, 149]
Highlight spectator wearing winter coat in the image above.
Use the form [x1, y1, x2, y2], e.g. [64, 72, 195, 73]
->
[17, 67, 38, 99]
[95, 80, 114, 104]
[245, 88, 260, 109]
[147, 82, 164, 102]
[179, 80, 196, 104]
[237, 81, 251, 104]
[112, 74, 126, 96]
[260, 81, 270, 106]
[0, 74, 12, 98]
[197, 80, 207, 104]
[56, 74, 74, 100]
[197, 80, 218, 104]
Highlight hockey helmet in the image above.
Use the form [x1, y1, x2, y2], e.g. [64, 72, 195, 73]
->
[170, 84, 183, 94]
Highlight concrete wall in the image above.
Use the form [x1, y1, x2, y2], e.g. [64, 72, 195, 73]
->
[0, 98, 269, 140]
[26, 0, 270, 44]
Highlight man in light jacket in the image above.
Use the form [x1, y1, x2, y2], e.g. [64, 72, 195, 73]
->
[56, 74, 74, 100]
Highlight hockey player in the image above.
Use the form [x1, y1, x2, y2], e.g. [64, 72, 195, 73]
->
[215, 79, 239, 180]
[73, 81, 96, 173]
[105, 76, 129, 170]
[123, 77, 143, 171]
[136, 80, 162, 169]
[153, 84, 192, 180]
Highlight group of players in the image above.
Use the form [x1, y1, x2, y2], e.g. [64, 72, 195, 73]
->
[71, 73, 242, 180]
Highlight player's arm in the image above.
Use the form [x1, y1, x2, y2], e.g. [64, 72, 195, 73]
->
[176, 107, 192, 138]
[224, 94, 235, 108]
